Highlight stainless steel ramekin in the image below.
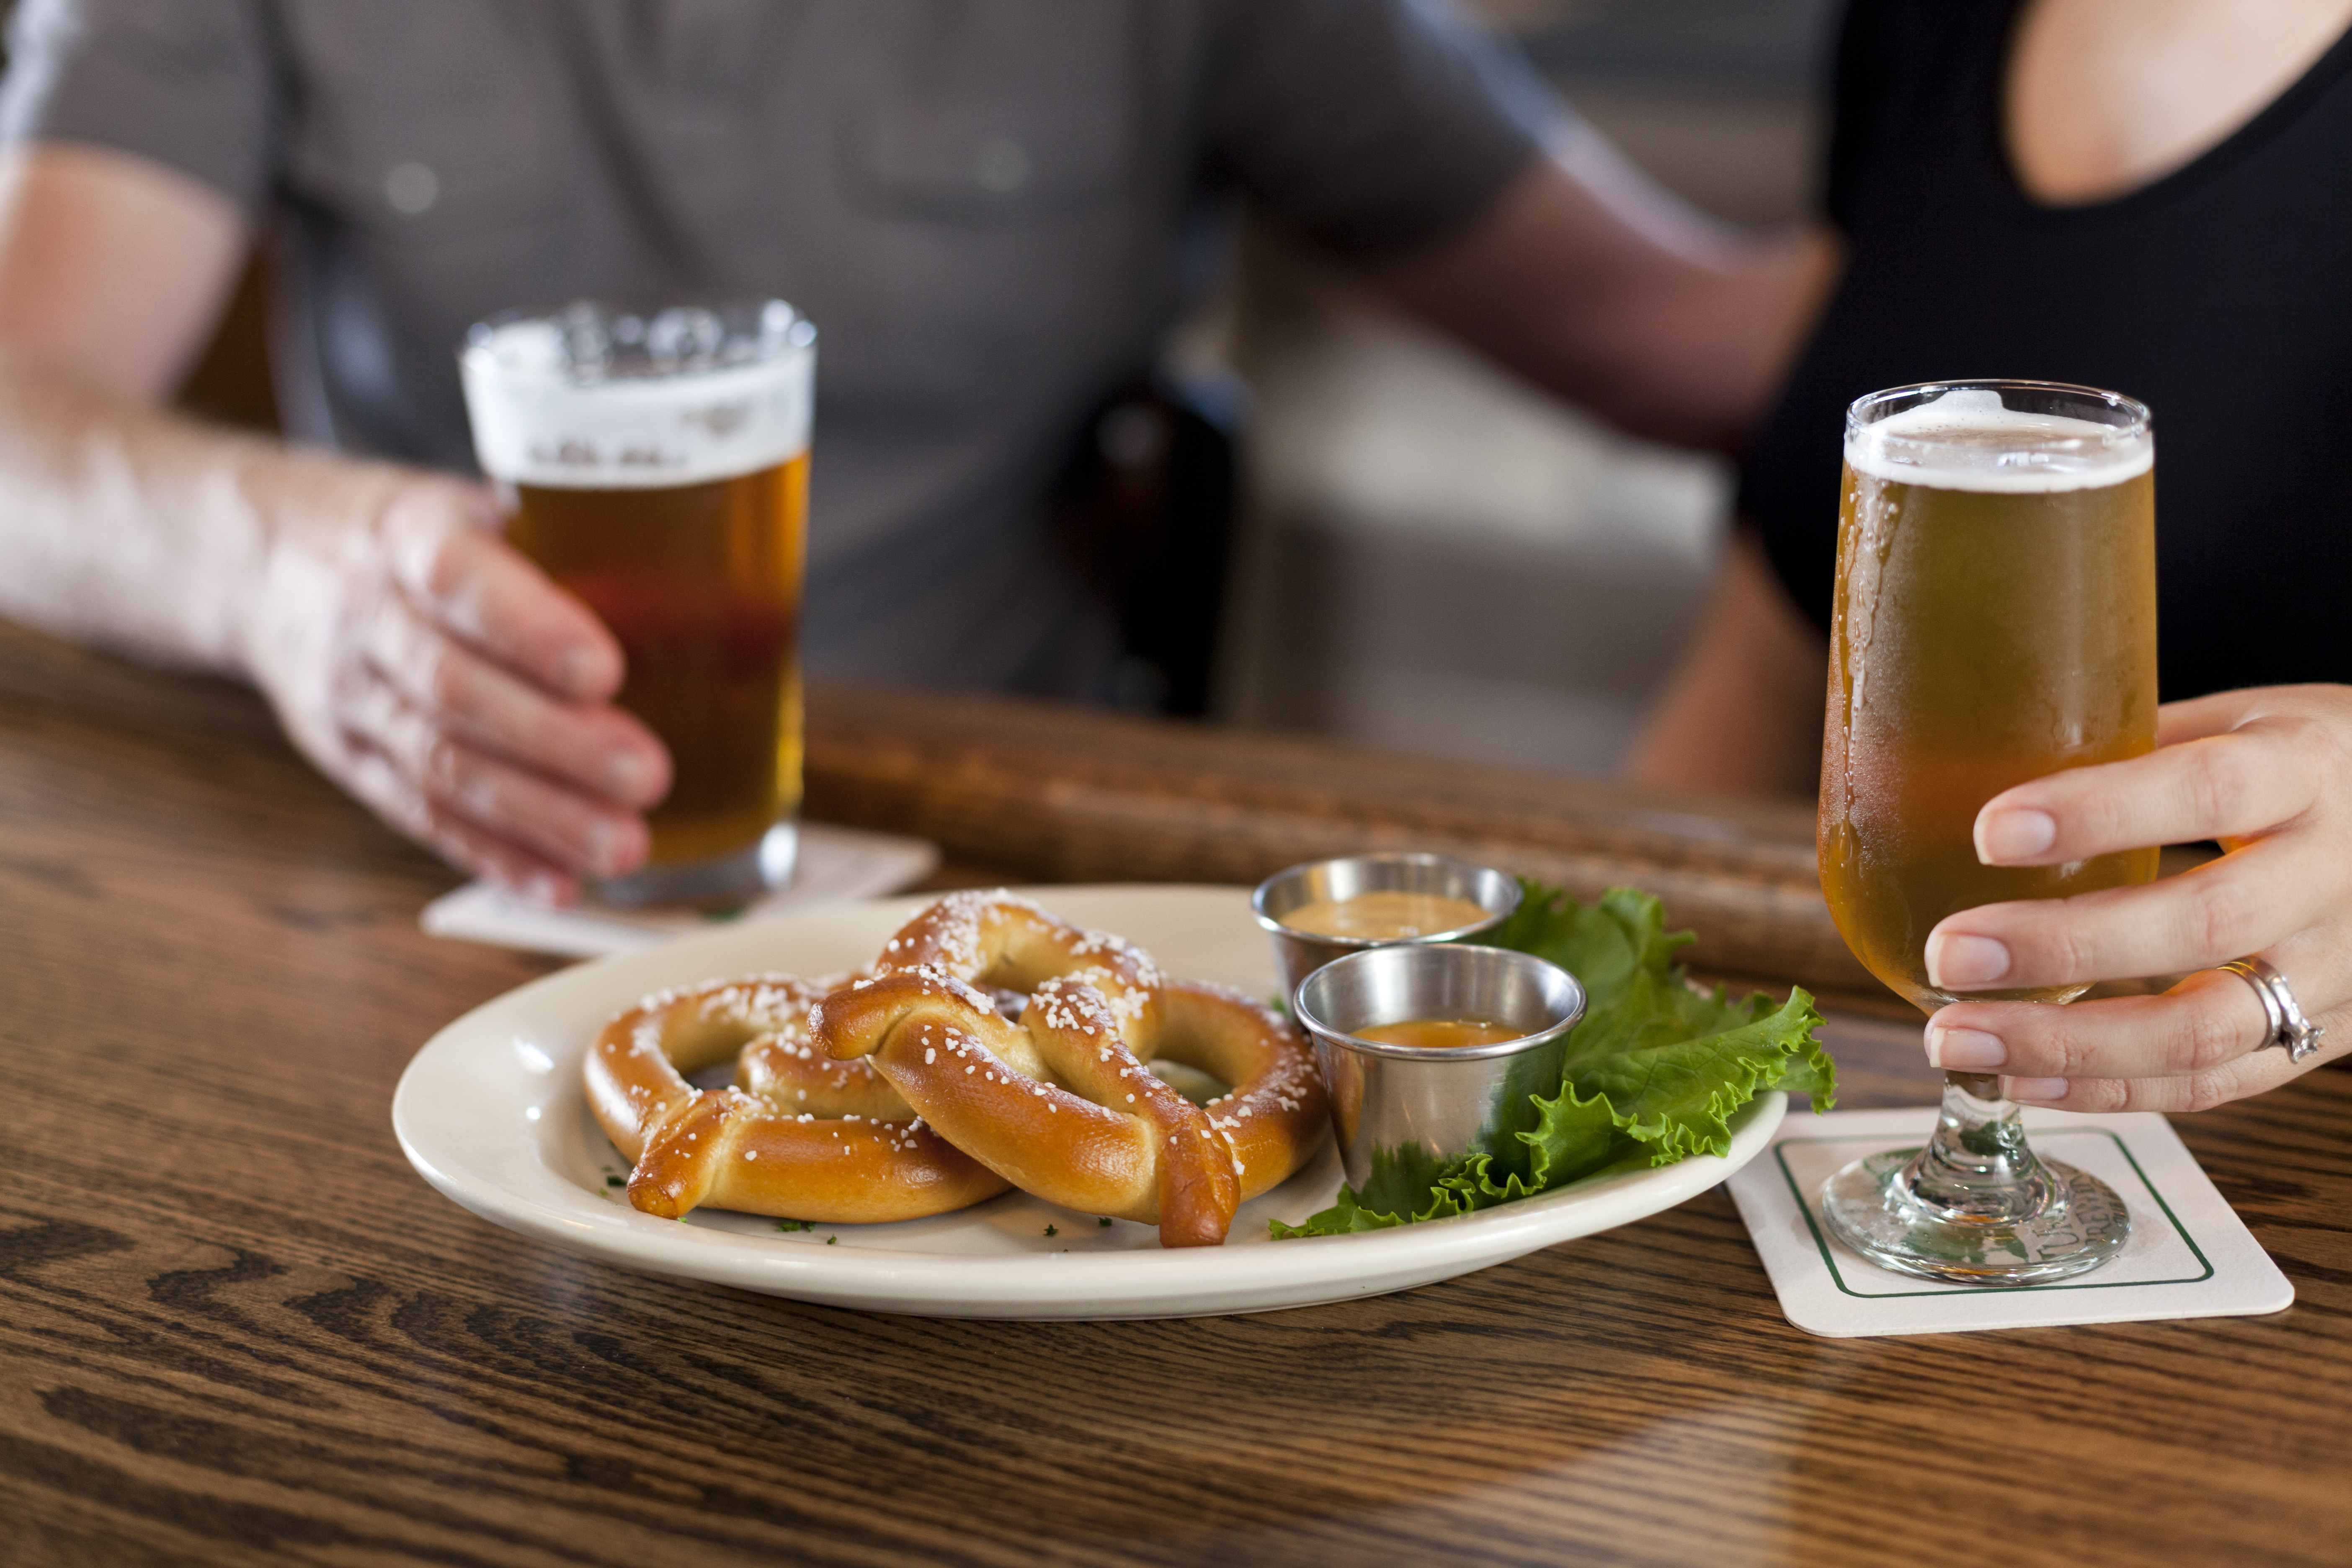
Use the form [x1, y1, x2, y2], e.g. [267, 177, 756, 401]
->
[1251, 852, 1520, 997]
[1292, 943, 1586, 1194]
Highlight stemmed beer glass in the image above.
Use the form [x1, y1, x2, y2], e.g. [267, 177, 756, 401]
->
[1817, 380, 2157, 1285]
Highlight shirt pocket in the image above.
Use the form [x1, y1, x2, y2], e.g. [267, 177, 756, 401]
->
[835, 0, 1142, 224]
[273, 0, 553, 246]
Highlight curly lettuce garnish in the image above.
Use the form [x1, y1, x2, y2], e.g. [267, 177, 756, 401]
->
[1271, 883, 1834, 1237]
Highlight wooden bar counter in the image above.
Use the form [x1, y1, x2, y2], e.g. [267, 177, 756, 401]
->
[1, 625, 2346, 1567]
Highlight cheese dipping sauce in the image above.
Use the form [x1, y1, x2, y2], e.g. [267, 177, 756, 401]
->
[1351, 1016, 1524, 1050]
[1278, 890, 1493, 941]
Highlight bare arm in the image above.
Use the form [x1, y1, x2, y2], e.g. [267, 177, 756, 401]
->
[1367, 127, 1840, 452]
[0, 142, 244, 398]
[0, 144, 666, 897]
[0, 142, 269, 665]
[1620, 531, 1825, 797]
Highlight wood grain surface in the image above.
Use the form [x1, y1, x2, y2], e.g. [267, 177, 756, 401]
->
[2, 626, 2346, 1568]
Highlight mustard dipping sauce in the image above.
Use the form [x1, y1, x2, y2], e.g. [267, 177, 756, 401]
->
[1278, 890, 1493, 941]
[1351, 1016, 1525, 1050]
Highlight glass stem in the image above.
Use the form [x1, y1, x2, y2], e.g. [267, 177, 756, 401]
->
[1898, 1069, 2056, 1225]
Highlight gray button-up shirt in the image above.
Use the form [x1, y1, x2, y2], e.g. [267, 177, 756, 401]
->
[2, 0, 1541, 693]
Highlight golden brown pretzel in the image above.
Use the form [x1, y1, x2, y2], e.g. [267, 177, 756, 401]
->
[1152, 980, 1330, 1198]
[872, 891, 1325, 1193]
[810, 894, 1328, 1245]
[810, 968, 1230, 1244]
[871, 889, 1164, 1047]
[584, 973, 1009, 1223]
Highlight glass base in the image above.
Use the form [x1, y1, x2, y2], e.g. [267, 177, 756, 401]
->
[591, 821, 798, 909]
[1821, 1149, 2130, 1286]
[1818, 1070, 2130, 1287]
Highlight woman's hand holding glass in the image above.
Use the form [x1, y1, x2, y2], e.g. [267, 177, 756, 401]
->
[1926, 684, 2352, 1109]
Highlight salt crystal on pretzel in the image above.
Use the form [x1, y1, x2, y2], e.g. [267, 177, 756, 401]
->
[583, 971, 1008, 1223]
[584, 893, 1328, 1243]
[813, 893, 1328, 1246]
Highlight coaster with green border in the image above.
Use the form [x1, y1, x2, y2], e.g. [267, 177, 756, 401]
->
[1725, 1107, 2290, 1337]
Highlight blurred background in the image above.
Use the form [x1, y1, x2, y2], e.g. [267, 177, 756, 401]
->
[154, 0, 1843, 779]
[1212, 0, 1839, 775]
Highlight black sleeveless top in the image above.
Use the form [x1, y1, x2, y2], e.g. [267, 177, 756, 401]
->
[1744, 0, 2352, 700]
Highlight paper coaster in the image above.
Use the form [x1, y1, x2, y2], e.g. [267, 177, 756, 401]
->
[1726, 1106, 2293, 1337]
[420, 822, 940, 958]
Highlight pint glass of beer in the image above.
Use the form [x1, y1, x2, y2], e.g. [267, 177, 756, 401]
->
[1816, 380, 2156, 1285]
[460, 299, 815, 905]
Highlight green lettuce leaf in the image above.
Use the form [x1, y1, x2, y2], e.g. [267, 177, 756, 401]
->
[1270, 881, 1835, 1238]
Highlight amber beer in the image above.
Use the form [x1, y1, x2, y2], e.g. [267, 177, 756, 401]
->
[1819, 385, 2159, 1010]
[461, 301, 816, 902]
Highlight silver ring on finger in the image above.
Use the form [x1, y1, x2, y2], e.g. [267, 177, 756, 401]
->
[2215, 956, 2326, 1064]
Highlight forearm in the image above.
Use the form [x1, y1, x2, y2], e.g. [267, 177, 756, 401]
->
[1621, 531, 1826, 797]
[0, 143, 664, 892]
[0, 346, 402, 678]
[1534, 121, 1836, 448]
[1372, 131, 1839, 452]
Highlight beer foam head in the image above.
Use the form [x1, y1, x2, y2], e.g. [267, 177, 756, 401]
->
[1844, 385, 2152, 493]
[460, 300, 815, 489]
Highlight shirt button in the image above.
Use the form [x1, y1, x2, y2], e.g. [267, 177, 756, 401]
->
[972, 137, 1031, 195]
[384, 161, 441, 215]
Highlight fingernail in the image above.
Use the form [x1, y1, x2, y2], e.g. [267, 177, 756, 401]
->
[2003, 1075, 2069, 1103]
[606, 751, 655, 802]
[557, 646, 603, 698]
[1926, 1026, 2007, 1071]
[1925, 931, 2011, 988]
[1977, 808, 2056, 864]
[522, 873, 568, 906]
[587, 820, 641, 877]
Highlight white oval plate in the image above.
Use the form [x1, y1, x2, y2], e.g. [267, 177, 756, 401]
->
[394, 885, 1784, 1319]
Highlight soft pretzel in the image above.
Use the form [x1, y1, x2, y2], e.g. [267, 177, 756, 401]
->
[870, 889, 1165, 1048]
[812, 967, 1236, 1244]
[866, 892, 1325, 1194]
[811, 896, 1328, 1246]
[584, 973, 1009, 1223]
[1151, 980, 1329, 1200]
